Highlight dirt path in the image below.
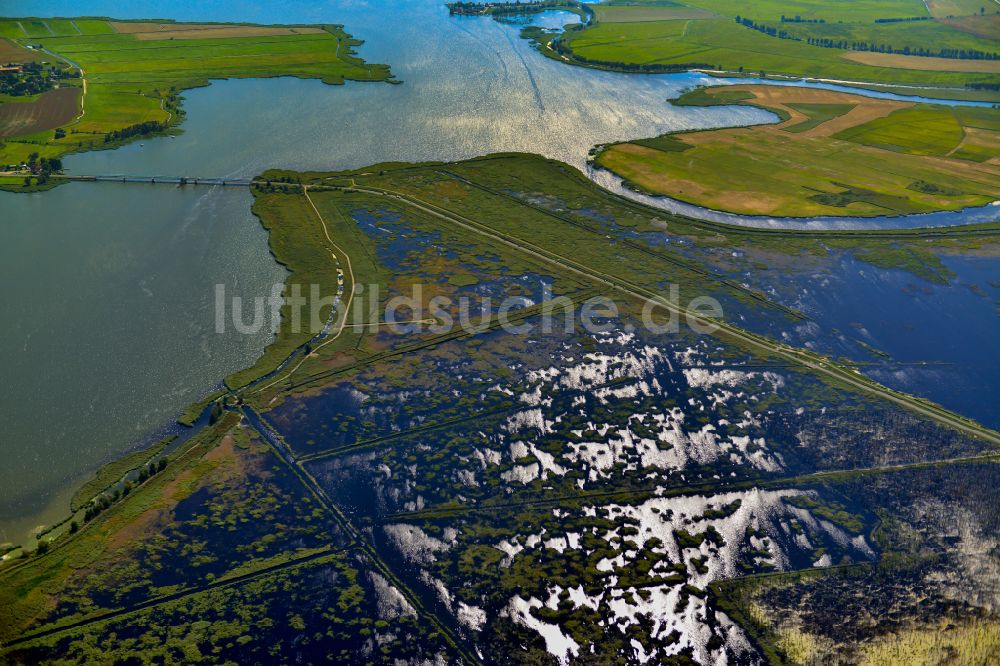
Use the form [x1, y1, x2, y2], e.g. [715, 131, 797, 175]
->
[251, 186, 356, 397]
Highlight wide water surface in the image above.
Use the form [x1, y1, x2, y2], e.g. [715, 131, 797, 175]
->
[0, 185, 284, 543]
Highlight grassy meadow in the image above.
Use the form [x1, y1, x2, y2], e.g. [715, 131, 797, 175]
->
[595, 85, 1000, 217]
[678, 0, 932, 22]
[0, 18, 393, 169]
[542, 0, 1000, 98]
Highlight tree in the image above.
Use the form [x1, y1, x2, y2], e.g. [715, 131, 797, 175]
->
[209, 400, 225, 425]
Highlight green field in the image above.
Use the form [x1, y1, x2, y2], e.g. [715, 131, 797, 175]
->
[784, 102, 856, 132]
[73, 19, 116, 35]
[69, 436, 174, 512]
[593, 4, 715, 22]
[0, 18, 394, 173]
[833, 106, 967, 155]
[595, 85, 1000, 217]
[533, 0, 1000, 99]
[0, 21, 25, 38]
[770, 16, 998, 55]
[43, 19, 82, 37]
[928, 0, 997, 17]
[679, 0, 931, 22]
[223, 186, 379, 390]
[672, 85, 755, 106]
[19, 19, 53, 38]
[561, 16, 997, 87]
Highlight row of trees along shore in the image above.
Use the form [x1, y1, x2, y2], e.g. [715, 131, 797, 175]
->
[103, 120, 167, 144]
[736, 16, 998, 60]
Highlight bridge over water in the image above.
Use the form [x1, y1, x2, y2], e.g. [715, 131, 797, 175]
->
[56, 174, 257, 187]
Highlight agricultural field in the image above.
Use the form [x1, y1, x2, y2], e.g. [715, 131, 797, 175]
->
[0, 17, 394, 171]
[530, 0, 1000, 99]
[18, 19, 53, 39]
[770, 16, 997, 51]
[40, 20, 81, 37]
[73, 20, 115, 35]
[0, 38, 40, 63]
[593, 4, 716, 22]
[594, 85, 1000, 217]
[834, 104, 1000, 157]
[678, 0, 931, 22]
[927, 0, 999, 17]
[941, 12, 1000, 40]
[0, 87, 79, 139]
[2, 153, 998, 663]
[843, 50, 1000, 73]
[782, 102, 856, 132]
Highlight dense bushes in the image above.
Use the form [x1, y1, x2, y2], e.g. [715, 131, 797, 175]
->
[82, 458, 168, 522]
[103, 120, 166, 144]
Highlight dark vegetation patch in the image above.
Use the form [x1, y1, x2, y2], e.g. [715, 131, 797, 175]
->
[807, 181, 923, 214]
[908, 179, 963, 196]
[631, 133, 693, 152]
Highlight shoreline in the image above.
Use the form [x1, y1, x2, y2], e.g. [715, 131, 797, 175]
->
[590, 161, 1000, 229]
[513, 8, 1000, 104]
[0, 397, 218, 558]
[0, 19, 397, 192]
[588, 82, 1000, 226]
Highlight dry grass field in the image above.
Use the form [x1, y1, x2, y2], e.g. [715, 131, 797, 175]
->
[843, 51, 1000, 73]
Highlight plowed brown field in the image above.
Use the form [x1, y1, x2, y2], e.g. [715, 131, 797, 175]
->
[0, 87, 80, 138]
